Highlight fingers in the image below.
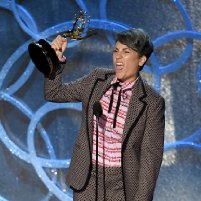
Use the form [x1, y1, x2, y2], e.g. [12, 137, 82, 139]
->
[51, 35, 67, 51]
[61, 37, 67, 52]
[51, 35, 67, 62]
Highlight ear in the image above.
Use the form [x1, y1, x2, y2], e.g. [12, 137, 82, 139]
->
[139, 56, 147, 67]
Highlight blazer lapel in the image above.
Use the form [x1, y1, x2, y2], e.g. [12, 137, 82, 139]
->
[87, 71, 115, 150]
[122, 77, 147, 146]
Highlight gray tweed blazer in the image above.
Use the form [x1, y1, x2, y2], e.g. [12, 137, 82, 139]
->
[44, 68, 165, 201]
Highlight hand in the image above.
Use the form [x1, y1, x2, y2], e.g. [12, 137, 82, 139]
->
[51, 35, 67, 63]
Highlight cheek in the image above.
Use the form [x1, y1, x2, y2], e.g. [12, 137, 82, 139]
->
[112, 55, 116, 63]
[126, 55, 136, 64]
[127, 62, 139, 73]
[127, 60, 136, 69]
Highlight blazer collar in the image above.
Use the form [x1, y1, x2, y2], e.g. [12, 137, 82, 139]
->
[122, 77, 147, 145]
[87, 70, 115, 150]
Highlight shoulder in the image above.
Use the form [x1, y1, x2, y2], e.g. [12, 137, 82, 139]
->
[75, 67, 114, 86]
[142, 79, 165, 104]
[83, 67, 115, 81]
[92, 67, 115, 77]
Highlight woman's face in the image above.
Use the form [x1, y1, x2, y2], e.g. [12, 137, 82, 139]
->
[113, 41, 146, 83]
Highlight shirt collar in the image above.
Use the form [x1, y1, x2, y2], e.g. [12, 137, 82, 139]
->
[110, 76, 139, 91]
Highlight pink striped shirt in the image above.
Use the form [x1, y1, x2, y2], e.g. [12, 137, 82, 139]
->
[92, 76, 138, 167]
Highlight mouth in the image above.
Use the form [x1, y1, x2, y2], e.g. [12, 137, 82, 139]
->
[115, 62, 124, 71]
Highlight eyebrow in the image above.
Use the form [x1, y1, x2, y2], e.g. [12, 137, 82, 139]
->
[113, 47, 131, 51]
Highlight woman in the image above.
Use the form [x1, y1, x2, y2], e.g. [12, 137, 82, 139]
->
[44, 28, 165, 201]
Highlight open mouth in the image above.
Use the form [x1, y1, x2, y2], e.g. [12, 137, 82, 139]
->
[116, 62, 124, 70]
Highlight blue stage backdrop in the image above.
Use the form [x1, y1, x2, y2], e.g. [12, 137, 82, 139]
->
[0, 0, 201, 200]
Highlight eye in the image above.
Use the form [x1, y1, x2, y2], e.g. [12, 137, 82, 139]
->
[113, 49, 118, 53]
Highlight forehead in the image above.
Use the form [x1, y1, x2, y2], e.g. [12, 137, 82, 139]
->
[114, 41, 130, 49]
[114, 41, 139, 55]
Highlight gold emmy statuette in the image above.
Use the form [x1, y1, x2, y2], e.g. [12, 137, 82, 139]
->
[28, 11, 95, 79]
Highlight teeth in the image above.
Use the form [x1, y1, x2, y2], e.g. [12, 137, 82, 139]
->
[116, 63, 123, 65]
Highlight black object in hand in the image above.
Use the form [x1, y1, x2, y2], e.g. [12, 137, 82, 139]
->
[28, 10, 96, 79]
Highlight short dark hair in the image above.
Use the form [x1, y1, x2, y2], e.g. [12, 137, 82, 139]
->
[116, 28, 154, 63]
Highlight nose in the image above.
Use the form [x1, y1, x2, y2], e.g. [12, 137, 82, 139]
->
[116, 51, 123, 59]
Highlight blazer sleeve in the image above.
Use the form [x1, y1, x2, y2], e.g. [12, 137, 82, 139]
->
[134, 96, 165, 201]
[44, 65, 96, 103]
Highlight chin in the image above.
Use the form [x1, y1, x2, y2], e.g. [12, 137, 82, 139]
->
[117, 77, 124, 82]
[115, 72, 122, 79]
[116, 75, 122, 80]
